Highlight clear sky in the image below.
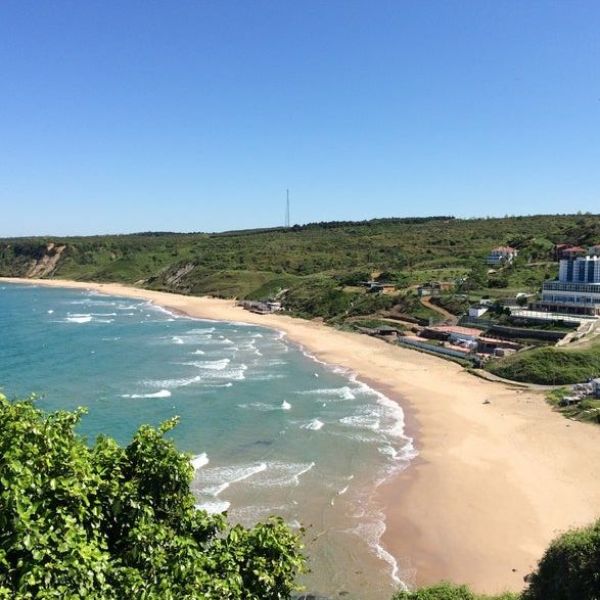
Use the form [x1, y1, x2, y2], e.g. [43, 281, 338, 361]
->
[1, 1, 599, 236]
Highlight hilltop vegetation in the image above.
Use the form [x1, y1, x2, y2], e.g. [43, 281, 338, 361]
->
[2, 213, 600, 314]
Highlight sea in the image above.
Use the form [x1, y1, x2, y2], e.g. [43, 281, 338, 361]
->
[0, 283, 416, 599]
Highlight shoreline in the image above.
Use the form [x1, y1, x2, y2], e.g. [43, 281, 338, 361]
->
[4, 277, 600, 594]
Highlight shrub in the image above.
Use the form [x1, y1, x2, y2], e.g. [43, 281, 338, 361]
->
[522, 519, 600, 600]
[393, 582, 518, 600]
[0, 394, 305, 599]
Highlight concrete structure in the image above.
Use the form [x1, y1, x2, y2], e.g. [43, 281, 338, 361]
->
[593, 379, 600, 398]
[421, 325, 482, 344]
[486, 246, 518, 266]
[468, 305, 489, 318]
[539, 248, 600, 316]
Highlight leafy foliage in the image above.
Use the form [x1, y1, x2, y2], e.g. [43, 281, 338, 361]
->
[486, 343, 600, 385]
[522, 519, 600, 600]
[0, 395, 305, 599]
[393, 582, 519, 600]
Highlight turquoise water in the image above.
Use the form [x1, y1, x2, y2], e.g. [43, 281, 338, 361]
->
[0, 283, 415, 599]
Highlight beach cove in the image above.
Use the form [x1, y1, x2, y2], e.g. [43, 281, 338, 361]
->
[4, 277, 600, 596]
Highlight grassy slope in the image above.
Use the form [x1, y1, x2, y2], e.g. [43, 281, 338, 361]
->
[486, 340, 600, 385]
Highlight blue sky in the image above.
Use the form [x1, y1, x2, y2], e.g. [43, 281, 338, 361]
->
[1, 1, 599, 236]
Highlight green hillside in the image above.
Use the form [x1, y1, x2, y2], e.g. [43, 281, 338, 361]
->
[2, 213, 600, 299]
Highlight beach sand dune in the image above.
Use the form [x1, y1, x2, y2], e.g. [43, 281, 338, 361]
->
[4, 277, 600, 594]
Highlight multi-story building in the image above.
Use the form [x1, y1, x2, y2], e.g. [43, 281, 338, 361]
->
[539, 247, 600, 316]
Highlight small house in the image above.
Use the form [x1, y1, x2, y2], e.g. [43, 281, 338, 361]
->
[468, 305, 489, 318]
[486, 246, 518, 266]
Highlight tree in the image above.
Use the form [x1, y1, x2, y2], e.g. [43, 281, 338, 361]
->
[462, 262, 488, 291]
[0, 394, 305, 599]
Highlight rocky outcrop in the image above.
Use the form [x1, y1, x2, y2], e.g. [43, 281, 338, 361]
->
[164, 262, 195, 286]
[25, 243, 66, 278]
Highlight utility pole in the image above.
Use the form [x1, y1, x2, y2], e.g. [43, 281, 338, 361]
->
[285, 189, 290, 228]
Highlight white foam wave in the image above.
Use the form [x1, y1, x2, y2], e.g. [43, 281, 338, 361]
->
[196, 463, 268, 496]
[301, 418, 324, 431]
[238, 402, 280, 412]
[340, 412, 381, 431]
[298, 386, 356, 401]
[65, 315, 93, 323]
[182, 358, 231, 371]
[172, 336, 184, 344]
[281, 400, 291, 410]
[195, 500, 230, 514]
[191, 453, 209, 470]
[350, 519, 404, 587]
[145, 375, 202, 389]
[121, 389, 172, 399]
[187, 327, 216, 334]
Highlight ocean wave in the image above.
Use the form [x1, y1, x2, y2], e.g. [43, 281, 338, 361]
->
[187, 327, 216, 335]
[195, 500, 230, 514]
[145, 375, 202, 389]
[340, 410, 381, 431]
[121, 389, 172, 399]
[349, 518, 404, 587]
[256, 461, 315, 487]
[181, 358, 231, 371]
[238, 401, 283, 412]
[281, 400, 291, 410]
[297, 386, 356, 401]
[300, 418, 324, 431]
[191, 453, 209, 470]
[65, 315, 93, 324]
[195, 462, 268, 496]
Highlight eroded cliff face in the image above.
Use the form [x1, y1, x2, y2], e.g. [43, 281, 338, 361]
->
[25, 243, 66, 277]
[0, 242, 67, 278]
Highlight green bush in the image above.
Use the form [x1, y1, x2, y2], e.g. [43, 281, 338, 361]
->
[522, 519, 600, 600]
[0, 395, 305, 599]
[486, 344, 600, 385]
[393, 582, 519, 600]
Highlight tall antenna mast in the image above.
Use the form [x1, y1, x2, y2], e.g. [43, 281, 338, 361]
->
[285, 189, 290, 228]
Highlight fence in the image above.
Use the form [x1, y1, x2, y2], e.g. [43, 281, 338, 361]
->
[397, 338, 481, 366]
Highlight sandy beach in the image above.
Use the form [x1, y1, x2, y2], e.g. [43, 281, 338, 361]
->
[4, 277, 600, 594]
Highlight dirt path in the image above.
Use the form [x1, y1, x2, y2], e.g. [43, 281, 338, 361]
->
[419, 296, 457, 324]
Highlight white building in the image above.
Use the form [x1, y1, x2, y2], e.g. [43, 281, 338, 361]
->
[540, 249, 600, 316]
[468, 305, 489, 318]
[486, 246, 518, 266]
